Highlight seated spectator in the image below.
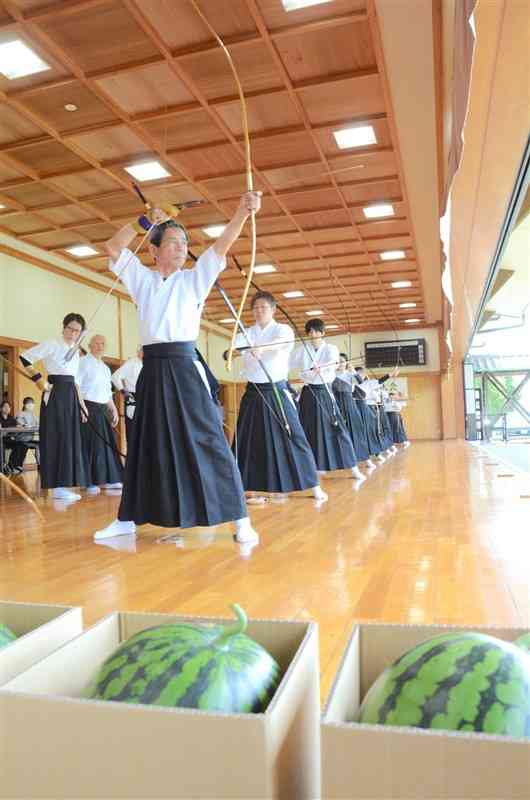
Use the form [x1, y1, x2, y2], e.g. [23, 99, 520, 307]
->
[1, 400, 18, 474]
[7, 396, 39, 475]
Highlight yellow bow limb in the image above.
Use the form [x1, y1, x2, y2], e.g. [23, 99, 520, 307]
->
[188, 0, 256, 373]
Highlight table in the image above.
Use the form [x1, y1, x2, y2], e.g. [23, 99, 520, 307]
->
[0, 427, 39, 473]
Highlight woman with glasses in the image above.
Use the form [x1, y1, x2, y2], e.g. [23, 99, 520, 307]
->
[20, 313, 88, 501]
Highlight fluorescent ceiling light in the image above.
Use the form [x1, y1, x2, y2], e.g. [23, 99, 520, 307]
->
[219, 318, 233, 324]
[306, 309, 323, 315]
[282, 0, 333, 10]
[391, 280, 412, 289]
[66, 245, 98, 257]
[0, 40, 50, 80]
[254, 264, 277, 274]
[283, 290, 304, 298]
[202, 224, 226, 238]
[326, 324, 339, 330]
[399, 302, 417, 308]
[334, 125, 376, 150]
[124, 160, 170, 182]
[380, 250, 405, 261]
[363, 204, 394, 219]
[405, 318, 421, 324]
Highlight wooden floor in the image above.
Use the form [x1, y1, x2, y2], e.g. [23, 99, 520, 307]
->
[1, 440, 529, 701]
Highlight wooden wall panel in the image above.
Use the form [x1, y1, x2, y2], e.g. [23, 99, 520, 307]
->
[401, 373, 442, 441]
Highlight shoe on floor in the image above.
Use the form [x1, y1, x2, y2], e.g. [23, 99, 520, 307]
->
[85, 486, 100, 495]
[102, 483, 123, 490]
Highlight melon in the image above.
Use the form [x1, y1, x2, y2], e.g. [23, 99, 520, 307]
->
[515, 633, 530, 653]
[358, 632, 530, 738]
[0, 623, 17, 650]
[85, 604, 280, 713]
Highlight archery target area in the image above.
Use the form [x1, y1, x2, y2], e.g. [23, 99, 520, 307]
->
[1, 1, 529, 798]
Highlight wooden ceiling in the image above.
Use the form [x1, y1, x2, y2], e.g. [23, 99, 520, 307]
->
[0, 0, 431, 332]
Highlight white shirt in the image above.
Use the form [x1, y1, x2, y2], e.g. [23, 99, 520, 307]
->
[110, 246, 226, 345]
[77, 354, 113, 404]
[111, 357, 143, 393]
[21, 338, 79, 378]
[235, 321, 293, 383]
[363, 378, 383, 406]
[290, 342, 339, 385]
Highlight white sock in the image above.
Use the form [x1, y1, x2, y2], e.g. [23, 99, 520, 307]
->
[365, 459, 376, 470]
[234, 517, 259, 544]
[311, 485, 328, 502]
[351, 466, 365, 480]
[317, 470, 327, 478]
[52, 488, 81, 500]
[94, 519, 136, 541]
[377, 454, 386, 462]
[86, 486, 100, 495]
[102, 482, 123, 490]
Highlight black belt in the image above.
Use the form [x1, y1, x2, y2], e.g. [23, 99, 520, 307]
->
[143, 342, 196, 359]
[48, 374, 74, 384]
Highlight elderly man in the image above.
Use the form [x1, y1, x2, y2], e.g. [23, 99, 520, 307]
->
[78, 334, 123, 495]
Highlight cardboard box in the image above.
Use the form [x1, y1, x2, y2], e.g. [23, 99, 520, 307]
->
[0, 600, 82, 686]
[322, 622, 530, 800]
[0, 610, 320, 799]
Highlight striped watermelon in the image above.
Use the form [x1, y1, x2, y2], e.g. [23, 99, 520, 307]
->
[86, 605, 280, 713]
[0, 623, 17, 650]
[516, 633, 530, 653]
[358, 632, 530, 738]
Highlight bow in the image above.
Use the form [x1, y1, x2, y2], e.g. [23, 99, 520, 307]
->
[189, 0, 256, 373]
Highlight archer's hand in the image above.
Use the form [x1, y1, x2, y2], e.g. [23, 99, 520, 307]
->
[250, 347, 262, 361]
[80, 404, 89, 424]
[110, 410, 119, 428]
[149, 207, 171, 225]
[238, 191, 262, 218]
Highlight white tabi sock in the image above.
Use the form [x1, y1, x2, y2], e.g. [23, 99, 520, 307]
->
[351, 466, 366, 481]
[311, 485, 328, 502]
[234, 517, 259, 545]
[94, 519, 136, 541]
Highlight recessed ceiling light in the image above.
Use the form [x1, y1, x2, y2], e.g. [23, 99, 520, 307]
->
[283, 290, 304, 298]
[202, 224, 226, 238]
[254, 264, 277, 274]
[334, 125, 376, 150]
[363, 204, 394, 219]
[0, 40, 50, 80]
[0, 204, 5, 209]
[64, 103, 78, 112]
[282, 0, 333, 10]
[405, 318, 421, 324]
[124, 160, 170, 182]
[399, 302, 417, 308]
[219, 318, 233, 324]
[380, 250, 405, 261]
[391, 280, 412, 289]
[66, 245, 98, 257]
[306, 309, 323, 315]
[326, 324, 339, 330]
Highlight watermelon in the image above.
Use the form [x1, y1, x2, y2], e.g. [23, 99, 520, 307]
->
[0, 623, 17, 650]
[85, 604, 280, 713]
[515, 633, 530, 653]
[358, 632, 530, 738]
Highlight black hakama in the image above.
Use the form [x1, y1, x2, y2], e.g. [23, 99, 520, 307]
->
[235, 381, 318, 492]
[355, 398, 382, 457]
[379, 408, 394, 450]
[332, 379, 371, 462]
[39, 374, 86, 489]
[117, 342, 246, 528]
[298, 385, 357, 471]
[388, 411, 408, 444]
[81, 401, 124, 486]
